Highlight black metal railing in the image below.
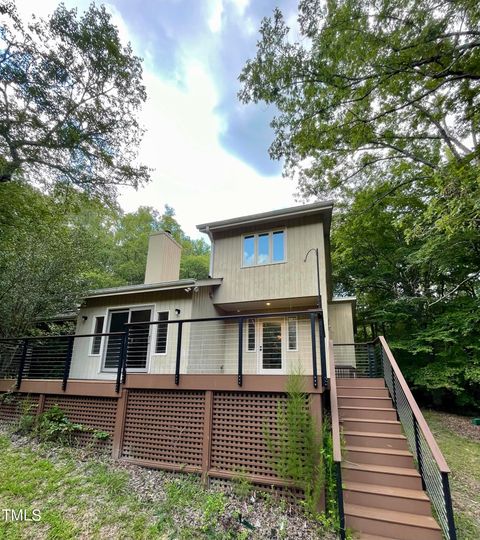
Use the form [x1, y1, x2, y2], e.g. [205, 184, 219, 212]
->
[332, 338, 457, 540]
[124, 309, 327, 389]
[0, 332, 125, 391]
[0, 310, 328, 394]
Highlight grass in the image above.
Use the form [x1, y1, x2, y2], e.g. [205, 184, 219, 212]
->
[423, 410, 480, 540]
[0, 436, 160, 539]
[0, 430, 333, 540]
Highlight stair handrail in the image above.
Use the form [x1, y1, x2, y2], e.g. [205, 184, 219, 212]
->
[378, 336, 450, 473]
[328, 340, 346, 539]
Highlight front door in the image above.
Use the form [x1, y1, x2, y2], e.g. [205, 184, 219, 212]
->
[258, 320, 283, 373]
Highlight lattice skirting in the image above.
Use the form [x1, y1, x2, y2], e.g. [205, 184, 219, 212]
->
[0, 387, 323, 502]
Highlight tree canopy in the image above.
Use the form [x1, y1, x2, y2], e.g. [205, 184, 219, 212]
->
[241, 0, 480, 410]
[0, 183, 210, 337]
[0, 1, 150, 199]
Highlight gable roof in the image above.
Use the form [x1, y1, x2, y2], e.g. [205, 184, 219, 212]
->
[196, 201, 334, 234]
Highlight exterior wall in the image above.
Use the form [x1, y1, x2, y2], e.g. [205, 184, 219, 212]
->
[144, 232, 182, 284]
[328, 301, 355, 344]
[70, 290, 195, 379]
[211, 216, 329, 306]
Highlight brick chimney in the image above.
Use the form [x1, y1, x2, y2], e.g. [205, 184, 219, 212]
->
[144, 231, 182, 284]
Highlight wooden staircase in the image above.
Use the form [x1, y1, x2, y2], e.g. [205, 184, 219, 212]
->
[338, 378, 443, 540]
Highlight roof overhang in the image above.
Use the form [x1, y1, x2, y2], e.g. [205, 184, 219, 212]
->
[85, 278, 223, 300]
[197, 201, 334, 235]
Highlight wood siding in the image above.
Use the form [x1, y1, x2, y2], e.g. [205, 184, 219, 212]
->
[211, 216, 329, 305]
[328, 301, 355, 343]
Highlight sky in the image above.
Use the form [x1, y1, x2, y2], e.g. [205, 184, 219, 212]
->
[16, 0, 303, 238]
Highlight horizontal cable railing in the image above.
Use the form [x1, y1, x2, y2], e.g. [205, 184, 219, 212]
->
[332, 342, 383, 378]
[332, 337, 456, 540]
[378, 336, 456, 540]
[0, 332, 125, 391]
[328, 340, 346, 540]
[0, 310, 328, 393]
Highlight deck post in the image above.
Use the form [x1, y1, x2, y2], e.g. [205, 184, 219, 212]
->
[16, 339, 29, 390]
[318, 314, 327, 387]
[202, 390, 214, 486]
[62, 336, 75, 391]
[310, 313, 318, 388]
[413, 414, 426, 490]
[112, 388, 128, 459]
[442, 472, 457, 540]
[237, 318, 243, 387]
[175, 322, 183, 385]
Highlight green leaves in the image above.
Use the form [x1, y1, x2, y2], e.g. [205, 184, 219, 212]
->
[0, 2, 150, 199]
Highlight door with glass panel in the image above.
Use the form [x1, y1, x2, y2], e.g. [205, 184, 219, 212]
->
[103, 308, 152, 371]
[258, 320, 283, 373]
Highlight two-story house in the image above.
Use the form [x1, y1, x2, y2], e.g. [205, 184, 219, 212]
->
[68, 201, 354, 379]
[0, 201, 456, 540]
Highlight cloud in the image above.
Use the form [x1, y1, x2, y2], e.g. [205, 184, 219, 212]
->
[106, 0, 296, 176]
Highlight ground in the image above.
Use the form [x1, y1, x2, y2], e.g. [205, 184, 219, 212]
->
[0, 424, 335, 540]
[423, 410, 480, 540]
[0, 411, 478, 539]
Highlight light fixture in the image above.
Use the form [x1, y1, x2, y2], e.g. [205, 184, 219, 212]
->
[266, 302, 271, 306]
[82, 315, 88, 322]
[175, 308, 181, 316]
[184, 287, 192, 293]
[193, 286, 199, 293]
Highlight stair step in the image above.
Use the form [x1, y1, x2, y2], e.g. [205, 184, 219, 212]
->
[345, 445, 414, 468]
[338, 396, 393, 408]
[344, 481, 432, 515]
[343, 431, 409, 450]
[337, 386, 390, 397]
[342, 418, 402, 434]
[339, 406, 397, 421]
[334, 378, 385, 388]
[342, 462, 422, 490]
[357, 535, 397, 540]
[345, 503, 442, 540]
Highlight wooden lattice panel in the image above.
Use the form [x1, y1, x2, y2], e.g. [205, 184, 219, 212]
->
[43, 395, 117, 451]
[0, 393, 39, 422]
[211, 392, 287, 478]
[122, 390, 205, 468]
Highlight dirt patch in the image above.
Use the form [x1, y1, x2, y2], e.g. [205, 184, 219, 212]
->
[426, 410, 480, 443]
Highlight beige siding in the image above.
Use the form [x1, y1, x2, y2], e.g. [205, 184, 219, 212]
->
[69, 291, 194, 379]
[211, 216, 329, 305]
[328, 301, 355, 343]
[144, 232, 181, 284]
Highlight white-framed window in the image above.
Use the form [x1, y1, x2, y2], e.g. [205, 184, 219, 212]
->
[242, 230, 286, 267]
[103, 306, 153, 371]
[155, 311, 169, 354]
[90, 316, 105, 355]
[287, 317, 298, 351]
[247, 318, 256, 352]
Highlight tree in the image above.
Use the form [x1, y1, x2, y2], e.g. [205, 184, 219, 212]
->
[0, 183, 91, 337]
[239, 0, 479, 201]
[240, 0, 480, 409]
[0, 1, 150, 199]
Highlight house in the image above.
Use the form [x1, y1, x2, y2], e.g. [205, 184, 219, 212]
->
[0, 201, 456, 540]
[68, 201, 355, 380]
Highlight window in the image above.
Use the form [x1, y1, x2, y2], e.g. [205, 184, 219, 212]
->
[242, 230, 285, 266]
[155, 312, 169, 354]
[91, 316, 104, 355]
[247, 319, 256, 351]
[103, 307, 152, 371]
[287, 317, 297, 351]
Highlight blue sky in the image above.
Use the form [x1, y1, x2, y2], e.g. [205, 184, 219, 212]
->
[17, 0, 302, 237]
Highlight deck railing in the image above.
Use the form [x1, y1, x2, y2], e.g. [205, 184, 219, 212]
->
[328, 341, 346, 540]
[0, 310, 327, 393]
[333, 337, 457, 540]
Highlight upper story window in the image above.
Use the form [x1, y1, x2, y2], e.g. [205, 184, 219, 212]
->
[243, 230, 285, 267]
